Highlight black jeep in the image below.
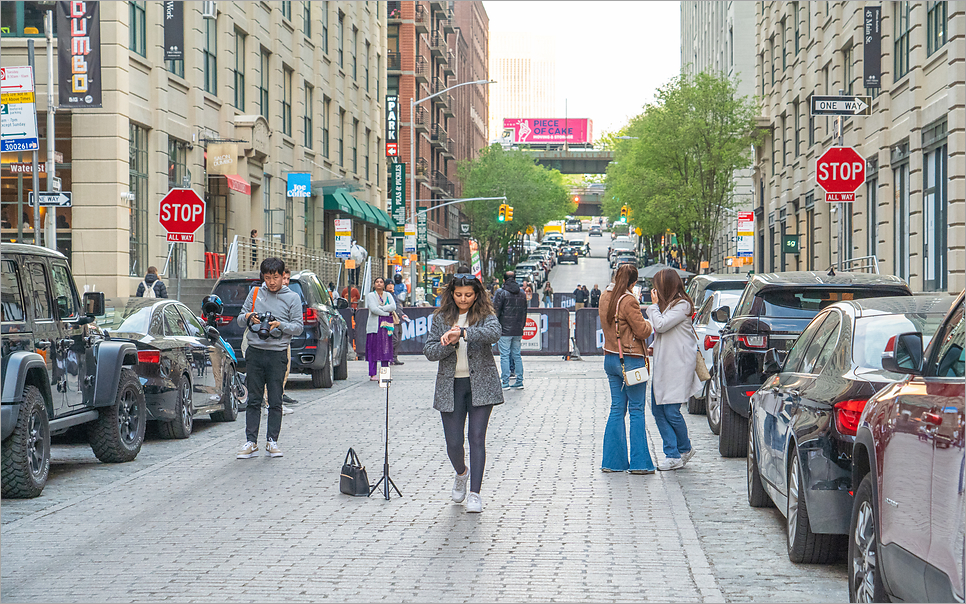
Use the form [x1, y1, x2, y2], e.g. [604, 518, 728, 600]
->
[1, 244, 147, 498]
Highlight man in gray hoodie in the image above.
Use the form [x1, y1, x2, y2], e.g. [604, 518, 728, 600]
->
[236, 258, 303, 459]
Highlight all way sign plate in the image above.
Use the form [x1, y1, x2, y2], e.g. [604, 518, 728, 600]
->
[810, 95, 871, 116]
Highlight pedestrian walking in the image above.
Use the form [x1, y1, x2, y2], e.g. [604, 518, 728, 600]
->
[135, 266, 168, 298]
[236, 258, 303, 459]
[598, 264, 655, 474]
[542, 282, 554, 308]
[493, 271, 527, 390]
[393, 273, 408, 304]
[573, 284, 587, 310]
[423, 267, 503, 513]
[645, 268, 701, 471]
[590, 284, 601, 308]
[365, 276, 396, 381]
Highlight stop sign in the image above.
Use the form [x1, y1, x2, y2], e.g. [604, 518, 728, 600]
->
[159, 188, 206, 242]
[816, 146, 865, 202]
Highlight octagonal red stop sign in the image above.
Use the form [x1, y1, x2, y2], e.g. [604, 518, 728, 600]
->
[159, 188, 206, 242]
[816, 146, 865, 202]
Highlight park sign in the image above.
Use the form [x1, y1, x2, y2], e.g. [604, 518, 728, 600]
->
[159, 188, 206, 242]
[810, 95, 871, 116]
[816, 146, 865, 203]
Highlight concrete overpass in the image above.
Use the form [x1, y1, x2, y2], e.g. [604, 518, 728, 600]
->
[526, 149, 614, 175]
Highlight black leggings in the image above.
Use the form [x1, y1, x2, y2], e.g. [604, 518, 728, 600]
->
[440, 377, 492, 494]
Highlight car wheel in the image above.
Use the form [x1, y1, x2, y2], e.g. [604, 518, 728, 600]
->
[747, 413, 773, 508]
[718, 384, 748, 457]
[707, 371, 722, 434]
[787, 448, 840, 564]
[849, 474, 888, 602]
[159, 375, 193, 439]
[312, 344, 334, 389]
[334, 335, 349, 381]
[688, 380, 708, 415]
[211, 364, 239, 422]
[89, 368, 146, 463]
[1, 385, 50, 499]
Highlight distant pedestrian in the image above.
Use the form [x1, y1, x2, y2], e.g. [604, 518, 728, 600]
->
[582, 285, 590, 305]
[250, 229, 259, 269]
[573, 284, 587, 310]
[364, 276, 396, 381]
[590, 284, 601, 308]
[423, 267, 503, 513]
[646, 268, 701, 471]
[390, 286, 410, 366]
[328, 282, 340, 301]
[341, 285, 361, 309]
[542, 282, 554, 308]
[393, 273, 408, 304]
[599, 264, 654, 474]
[136, 267, 168, 298]
[493, 271, 527, 390]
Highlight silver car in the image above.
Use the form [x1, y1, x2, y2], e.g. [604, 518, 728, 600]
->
[688, 290, 741, 416]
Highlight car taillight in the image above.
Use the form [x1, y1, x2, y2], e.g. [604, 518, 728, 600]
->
[704, 335, 720, 350]
[833, 399, 868, 436]
[137, 350, 161, 364]
[739, 335, 768, 349]
[303, 307, 319, 324]
[215, 314, 234, 325]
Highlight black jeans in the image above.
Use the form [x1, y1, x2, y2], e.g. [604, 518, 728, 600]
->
[245, 347, 287, 443]
[440, 377, 492, 494]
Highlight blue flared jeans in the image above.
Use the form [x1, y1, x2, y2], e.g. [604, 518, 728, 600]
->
[650, 385, 692, 459]
[602, 354, 654, 472]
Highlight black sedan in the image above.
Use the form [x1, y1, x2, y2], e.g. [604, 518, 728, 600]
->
[746, 295, 955, 565]
[557, 246, 579, 265]
[96, 298, 241, 439]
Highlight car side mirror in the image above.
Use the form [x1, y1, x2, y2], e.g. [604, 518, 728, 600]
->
[712, 306, 730, 323]
[882, 332, 924, 374]
[763, 348, 782, 376]
[205, 325, 221, 341]
[83, 292, 105, 317]
[334, 298, 349, 310]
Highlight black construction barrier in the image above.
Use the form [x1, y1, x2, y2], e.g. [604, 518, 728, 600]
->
[553, 293, 576, 310]
[575, 308, 604, 355]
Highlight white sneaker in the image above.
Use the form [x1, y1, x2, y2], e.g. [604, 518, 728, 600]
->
[236, 441, 258, 459]
[657, 458, 684, 471]
[452, 470, 469, 503]
[465, 492, 483, 513]
[680, 449, 695, 466]
[282, 405, 294, 415]
[265, 439, 283, 458]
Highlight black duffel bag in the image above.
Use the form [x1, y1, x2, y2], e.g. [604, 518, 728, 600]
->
[340, 448, 370, 496]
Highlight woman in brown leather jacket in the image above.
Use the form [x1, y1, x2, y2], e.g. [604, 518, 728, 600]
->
[598, 264, 655, 473]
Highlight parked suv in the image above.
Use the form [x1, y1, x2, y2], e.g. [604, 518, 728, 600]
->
[849, 291, 964, 603]
[210, 270, 350, 388]
[685, 273, 750, 312]
[1, 244, 147, 498]
[710, 271, 911, 457]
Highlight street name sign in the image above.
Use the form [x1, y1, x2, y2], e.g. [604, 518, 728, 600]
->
[159, 188, 206, 242]
[335, 218, 352, 258]
[28, 191, 72, 207]
[810, 95, 871, 116]
[404, 223, 417, 253]
[1, 66, 39, 152]
[816, 146, 865, 203]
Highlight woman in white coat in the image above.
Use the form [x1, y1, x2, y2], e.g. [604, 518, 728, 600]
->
[645, 268, 702, 471]
[365, 277, 396, 381]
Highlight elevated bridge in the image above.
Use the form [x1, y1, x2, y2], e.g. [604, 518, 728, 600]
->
[525, 149, 614, 175]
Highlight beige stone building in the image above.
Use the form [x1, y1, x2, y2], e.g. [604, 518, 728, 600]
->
[1, 1, 390, 297]
[754, 1, 963, 293]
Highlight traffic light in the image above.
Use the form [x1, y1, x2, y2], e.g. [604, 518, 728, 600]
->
[506, 205, 514, 222]
[620, 206, 628, 223]
[498, 203, 507, 222]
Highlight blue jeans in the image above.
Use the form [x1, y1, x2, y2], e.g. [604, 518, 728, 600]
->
[602, 354, 654, 472]
[499, 336, 523, 387]
[650, 385, 692, 459]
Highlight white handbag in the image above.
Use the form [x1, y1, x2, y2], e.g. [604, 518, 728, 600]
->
[616, 293, 650, 385]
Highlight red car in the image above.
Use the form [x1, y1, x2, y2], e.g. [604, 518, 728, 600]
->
[849, 291, 964, 603]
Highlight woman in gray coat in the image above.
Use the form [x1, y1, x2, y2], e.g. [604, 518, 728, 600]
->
[424, 268, 503, 513]
[646, 268, 703, 471]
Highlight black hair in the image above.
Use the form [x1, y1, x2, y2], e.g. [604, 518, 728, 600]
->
[260, 257, 285, 276]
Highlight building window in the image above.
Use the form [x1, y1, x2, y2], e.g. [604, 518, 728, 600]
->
[234, 31, 246, 110]
[304, 84, 313, 149]
[927, 1, 947, 56]
[352, 119, 359, 173]
[892, 141, 910, 280]
[841, 203, 853, 265]
[323, 97, 331, 158]
[843, 46, 853, 95]
[338, 109, 345, 166]
[284, 191, 294, 245]
[894, 1, 911, 80]
[364, 128, 371, 180]
[782, 115, 788, 166]
[337, 12, 344, 68]
[352, 27, 358, 79]
[365, 41, 371, 92]
[866, 158, 878, 261]
[304, 196, 316, 248]
[204, 16, 217, 94]
[923, 121, 948, 291]
[793, 101, 800, 157]
[808, 113, 815, 147]
[129, 1, 146, 57]
[771, 130, 777, 176]
[805, 193, 815, 271]
[770, 38, 776, 86]
[263, 174, 274, 238]
[205, 179, 229, 255]
[129, 123, 149, 276]
[0, 2, 58, 37]
[167, 138, 187, 190]
[259, 50, 270, 120]
[781, 18, 787, 71]
[793, 2, 800, 53]
[768, 216, 776, 273]
[302, 1, 311, 36]
[321, 1, 328, 53]
[281, 1, 291, 21]
[282, 67, 292, 136]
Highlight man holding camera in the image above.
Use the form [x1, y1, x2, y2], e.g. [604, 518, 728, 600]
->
[236, 258, 303, 459]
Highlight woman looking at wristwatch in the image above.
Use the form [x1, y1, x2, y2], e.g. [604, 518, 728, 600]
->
[424, 266, 503, 513]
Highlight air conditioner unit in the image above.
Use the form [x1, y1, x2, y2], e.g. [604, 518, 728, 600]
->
[202, 1, 217, 19]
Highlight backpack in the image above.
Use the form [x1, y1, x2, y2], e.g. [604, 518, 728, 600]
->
[142, 280, 159, 298]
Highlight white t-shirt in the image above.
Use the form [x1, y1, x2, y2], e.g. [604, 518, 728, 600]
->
[454, 313, 470, 378]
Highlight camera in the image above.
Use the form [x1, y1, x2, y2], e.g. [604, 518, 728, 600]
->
[248, 312, 280, 340]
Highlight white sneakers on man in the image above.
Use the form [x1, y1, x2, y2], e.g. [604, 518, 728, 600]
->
[465, 492, 483, 513]
[265, 439, 283, 457]
[452, 470, 469, 503]
[237, 441, 258, 459]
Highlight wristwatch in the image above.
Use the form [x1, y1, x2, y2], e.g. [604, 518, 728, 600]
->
[460, 327, 466, 341]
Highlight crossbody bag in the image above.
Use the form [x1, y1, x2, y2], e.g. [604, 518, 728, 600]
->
[616, 293, 650, 386]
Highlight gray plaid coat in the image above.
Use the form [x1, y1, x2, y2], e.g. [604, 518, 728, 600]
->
[423, 312, 504, 412]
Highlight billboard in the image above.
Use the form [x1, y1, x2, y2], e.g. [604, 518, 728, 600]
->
[502, 118, 592, 144]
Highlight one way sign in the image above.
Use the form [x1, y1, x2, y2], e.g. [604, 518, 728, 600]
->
[28, 191, 72, 207]
[810, 95, 872, 116]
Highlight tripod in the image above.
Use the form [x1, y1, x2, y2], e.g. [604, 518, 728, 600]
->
[369, 367, 402, 500]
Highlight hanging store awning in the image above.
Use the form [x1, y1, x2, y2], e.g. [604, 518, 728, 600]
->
[223, 174, 251, 194]
[321, 188, 396, 232]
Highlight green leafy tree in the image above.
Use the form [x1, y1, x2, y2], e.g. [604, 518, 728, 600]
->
[605, 72, 762, 271]
[457, 145, 573, 276]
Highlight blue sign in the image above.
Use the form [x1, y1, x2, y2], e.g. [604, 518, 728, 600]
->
[286, 172, 311, 197]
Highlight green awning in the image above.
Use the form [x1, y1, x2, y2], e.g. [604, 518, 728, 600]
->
[322, 190, 354, 214]
[323, 188, 396, 231]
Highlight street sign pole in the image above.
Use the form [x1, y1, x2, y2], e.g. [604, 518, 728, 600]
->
[45, 8, 57, 252]
[28, 42, 41, 247]
[837, 90, 845, 270]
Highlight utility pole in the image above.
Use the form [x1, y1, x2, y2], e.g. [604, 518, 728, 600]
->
[28, 40, 41, 247]
[45, 7, 57, 251]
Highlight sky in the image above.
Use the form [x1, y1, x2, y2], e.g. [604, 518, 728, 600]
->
[483, 1, 682, 139]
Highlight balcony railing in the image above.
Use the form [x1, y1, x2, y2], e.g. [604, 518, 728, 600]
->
[432, 77, 449, 105]
[414, 55, 429, 83]
[443, 50, 456, 76]
[432, 170, 455, 197]
[430, 32, 446, 58]
[431, 123, 448, 147]
[413, 106, 429, 131]
[414, 4, 429, 32]
[388, 0, 402, 20]
[414, 157, 430, 179]
[387, 51, 402, 72]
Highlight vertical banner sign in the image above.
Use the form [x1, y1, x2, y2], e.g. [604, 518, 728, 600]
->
[163, 1, 184, 61]
[334, 219, 352, 258]
[863, 6, 881, 89]
[390, 163, 406, 232]
[468, 239, 483, 280]
[417, 212, 427, 249]
[58, 1, 102, 108]
[286, 173, 311, 197]
[736, 212, 754, 257]
[404, 223, 417, 253]
[385, 95, 399, 156]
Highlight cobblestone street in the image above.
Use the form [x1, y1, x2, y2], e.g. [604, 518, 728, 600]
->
[2, 357, 847, 602]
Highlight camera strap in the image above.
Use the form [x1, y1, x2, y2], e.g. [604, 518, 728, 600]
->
[251, 286, 260, 310]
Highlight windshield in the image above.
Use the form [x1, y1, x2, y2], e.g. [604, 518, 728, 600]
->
[853, 313, 947, 371]
[97, 303, 153, 334]
[757, 288, 908, 318]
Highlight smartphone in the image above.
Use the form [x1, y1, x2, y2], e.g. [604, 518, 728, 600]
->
[378, 365, 392, 388]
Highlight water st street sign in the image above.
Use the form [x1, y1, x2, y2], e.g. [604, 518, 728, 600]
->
[28, 192, 72, 207]
[809, 95, 871, 116]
